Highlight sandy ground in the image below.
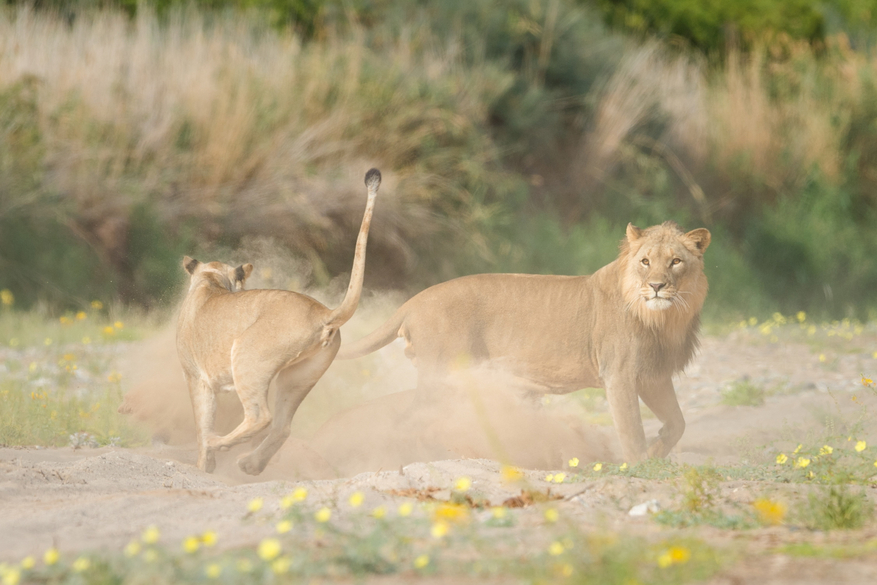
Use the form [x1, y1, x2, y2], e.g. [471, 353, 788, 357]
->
[2, 325, 877, 582]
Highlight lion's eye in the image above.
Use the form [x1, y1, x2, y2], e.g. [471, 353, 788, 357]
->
[641, 258, 650, 266]
[671, 258, 682, 266]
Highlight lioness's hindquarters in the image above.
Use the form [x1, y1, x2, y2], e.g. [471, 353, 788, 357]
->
[175, 169, 381, 474]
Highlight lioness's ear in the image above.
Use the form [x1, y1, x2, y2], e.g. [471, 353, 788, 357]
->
[183, 256, 200, 275]
[236, 263, 254, 282]
[685, 228, 711, 253]
[626, 223, 643, 242]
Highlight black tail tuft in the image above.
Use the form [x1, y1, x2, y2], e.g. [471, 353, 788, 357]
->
[365, 168, 381, 191]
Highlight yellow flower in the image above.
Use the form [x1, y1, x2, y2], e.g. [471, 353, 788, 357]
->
[271, 558, 291, 574]
[793, 444, 803, 454]
[59, 316, 72, 325]
[182, 536, 200, 553]
[414, 554, 430, 569]
[90, 300, 103, 310]
[454, 477, 472, 492]
[75, 311, 87, 320]
[205, 564, 221, 579]
[795, 457, 811, 468]
[257, 538, 282, 561]
[141, 525, 160, 544]
[753, 498, 787, 525]
[43, 549, 59, 566]
[568, 457, 579, 468]
[657, 546, 690, 568]
[2, 568, 20, 585]
[372, 506, 387, 519]
[102, 326, 115, 336]
[315, 507, 332, 523]
[123, 541, 140, 557]
[593, 462, 603, 472]
[398, 502, 414, 517]
[72, 557, 90, 572]
[544, 508, 559, 523]
[776, 453, 788, 464]
[553, 472, 566, 483]
[431, 521, 449, 538]
[247, 497, 263, 513]
[292, 487, 308, 501]
[862, 376, 874, 386]
[558, 563, 574, 577]
[201, 531, 217, 547]
[620, 462, 628, 471]
[19, 557, 34, 570]
[819, 354, 827, 363]
[432, 503, 469, 523]
[0, 289, 13, 306]
[276, 520, 292, 534]
[501, 465, 523, 482]
[548, 541, 565, 556]
[796, 311, 806, 323]
[748, 317, 757, 326]
[348, 491, 364, 507]
[856, 440, 867, 452]
[44, 338, 52, 346]
[491, 506, 507, 519]
[544, 473, 554, 482]
[819, 445, 833, 456]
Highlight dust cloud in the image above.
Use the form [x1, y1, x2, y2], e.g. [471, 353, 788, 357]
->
[118, 246, 617, 481]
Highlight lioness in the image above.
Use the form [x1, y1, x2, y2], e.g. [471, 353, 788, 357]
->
[177, 168, 381, 474]
[337, 221, 710, 463]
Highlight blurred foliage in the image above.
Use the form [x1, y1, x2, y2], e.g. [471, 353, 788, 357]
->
[1, 0, 877, 322]
[594, 0, 825, 53]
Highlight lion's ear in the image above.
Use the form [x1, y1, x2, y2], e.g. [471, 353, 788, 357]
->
[685, 228, 711, 253]
[183, 256, 200, 274]
[236, 263, 254, 282]
[626, 223, 643, 242]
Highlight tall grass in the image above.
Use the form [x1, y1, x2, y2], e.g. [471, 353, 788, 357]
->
[3, 1, 877, 318]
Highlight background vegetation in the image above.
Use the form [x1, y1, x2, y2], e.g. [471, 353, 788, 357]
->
[2, 0, 877, 320]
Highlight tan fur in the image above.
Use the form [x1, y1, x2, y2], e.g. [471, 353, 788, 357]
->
[337, 221, 710, 463]
[176, 169, 381, 474]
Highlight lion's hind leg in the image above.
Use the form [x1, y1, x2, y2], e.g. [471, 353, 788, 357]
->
[207, 354, 275, 454]
[237, 338, 339, 475]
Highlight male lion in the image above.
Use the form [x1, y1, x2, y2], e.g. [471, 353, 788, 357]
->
[177, 168, 381, 474]
[337, 221, 710, 463]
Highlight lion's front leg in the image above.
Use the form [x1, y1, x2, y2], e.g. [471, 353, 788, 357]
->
[187, 375, 219, 473]
[604, 375, 648, 463]
[638, 376, 685, 458]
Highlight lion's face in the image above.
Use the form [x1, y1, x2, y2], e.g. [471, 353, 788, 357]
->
[622, 222, 710, 320]
[183, 256, 254, 292]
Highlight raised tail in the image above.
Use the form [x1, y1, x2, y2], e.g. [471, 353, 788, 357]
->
[321, 169, 381, 339]
[335, 308, 406, 360]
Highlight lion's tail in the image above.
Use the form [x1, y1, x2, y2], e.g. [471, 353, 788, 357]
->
[323, 169, 381, 331]
[335, 309, 405, 360]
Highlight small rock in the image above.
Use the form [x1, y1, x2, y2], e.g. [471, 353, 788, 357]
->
[628, 499, 661, 516]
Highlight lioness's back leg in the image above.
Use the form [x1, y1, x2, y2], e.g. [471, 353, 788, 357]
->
[638, 377, 685, 458]
[237, 336, 340, 475]
[207, 346, 278, 452]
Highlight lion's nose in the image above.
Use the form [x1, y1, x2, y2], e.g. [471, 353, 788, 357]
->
[649, 282, 666, 293]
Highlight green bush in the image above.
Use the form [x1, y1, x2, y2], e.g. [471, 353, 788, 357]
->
[594, 0, 825, 54]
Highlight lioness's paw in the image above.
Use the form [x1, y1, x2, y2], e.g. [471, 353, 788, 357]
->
[237, 453, 266, 476]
